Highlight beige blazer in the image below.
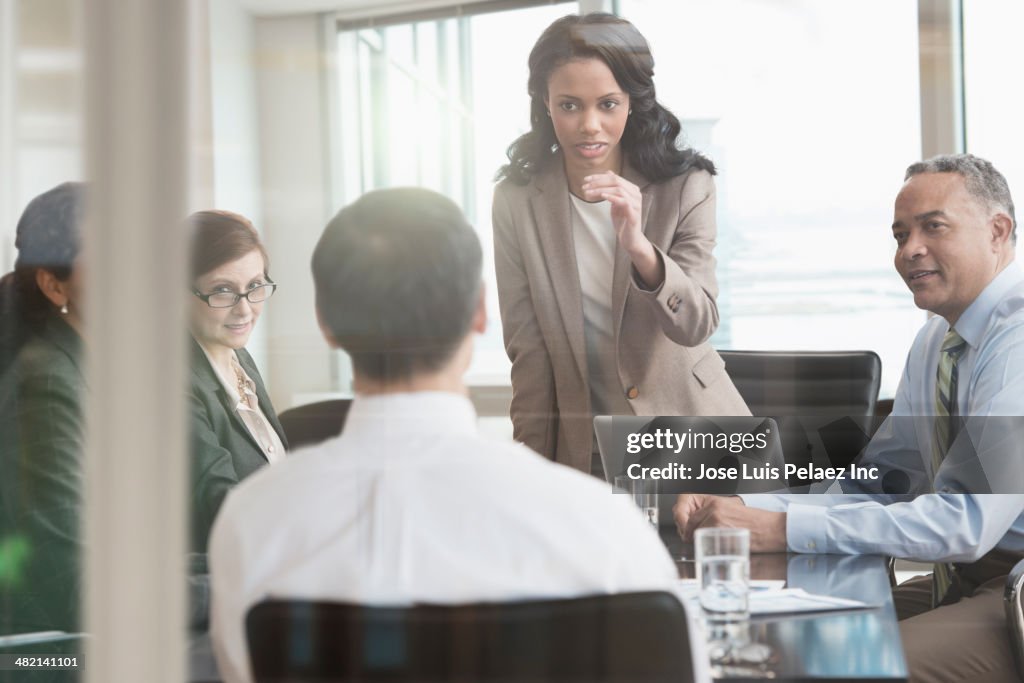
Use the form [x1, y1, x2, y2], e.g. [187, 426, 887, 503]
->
[493, 160, 750, 473]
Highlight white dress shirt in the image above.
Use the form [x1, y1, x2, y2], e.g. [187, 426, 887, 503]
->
[209, 391, 684, 683]
[746, 262, 1024, 562]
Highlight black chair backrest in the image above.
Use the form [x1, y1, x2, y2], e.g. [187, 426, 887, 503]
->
[719, 350, 882, 417]
[277, 399, 352, 450]
[246, 592, 693, 683]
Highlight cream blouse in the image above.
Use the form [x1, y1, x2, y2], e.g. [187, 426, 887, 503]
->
[201, 346, 286, 463]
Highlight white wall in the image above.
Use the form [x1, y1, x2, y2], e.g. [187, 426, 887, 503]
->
[207, 0, 267, 366]
[252, 12, 340, 409]
[209, 0, 262, 228]
[205, 4, 344, 410]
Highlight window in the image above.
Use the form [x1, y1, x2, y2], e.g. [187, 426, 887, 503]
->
[0, 0, 83, 271]
[336, 1, 577, 385]
[963, 1, 1024, 213]
[617, 0, 924, 396]
[339, 0, 927, 395]
[2, 0, 1016, 676]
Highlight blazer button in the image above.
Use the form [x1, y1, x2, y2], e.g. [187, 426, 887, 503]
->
[626, 386, 639, 400]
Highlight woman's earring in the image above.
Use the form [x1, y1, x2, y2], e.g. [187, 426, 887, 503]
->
[60, 303, 68, 315]
[628, 109, 633, 115]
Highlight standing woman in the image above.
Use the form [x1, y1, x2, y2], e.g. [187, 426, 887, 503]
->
[493, 13, 748, 475]
[188, 211, 287, 551]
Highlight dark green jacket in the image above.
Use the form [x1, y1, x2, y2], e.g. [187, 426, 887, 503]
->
[189, 339, 287, 552]
[0, 313, 85, 634]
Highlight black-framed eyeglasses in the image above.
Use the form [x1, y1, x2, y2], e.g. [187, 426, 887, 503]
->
[192, 280, 278, 308]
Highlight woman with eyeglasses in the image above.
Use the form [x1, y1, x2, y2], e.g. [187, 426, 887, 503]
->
[188, 210, 287, 552]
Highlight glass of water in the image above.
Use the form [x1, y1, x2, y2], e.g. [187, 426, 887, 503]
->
[612, 476, 659, 529]
[632, 478, 658, 528]
[695, 527, 750, 622]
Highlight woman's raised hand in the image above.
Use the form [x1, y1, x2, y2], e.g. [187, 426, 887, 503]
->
[582, 170, 643, 252]
[582, 171, 664, 289]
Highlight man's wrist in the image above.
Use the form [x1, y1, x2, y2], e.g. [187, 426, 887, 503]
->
[785, 502, 828, 553]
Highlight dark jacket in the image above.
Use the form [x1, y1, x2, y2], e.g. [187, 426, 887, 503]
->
[189, 338, 287, 552]
[0, 312, 85, 633]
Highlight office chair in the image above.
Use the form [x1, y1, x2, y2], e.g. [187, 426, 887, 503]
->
[246, 591, 694, 683]
[1006, 558, 1024, 677]
[719, 350, 883, 481]
[277, 399, 352, 450]
[718, 350, 882, 417]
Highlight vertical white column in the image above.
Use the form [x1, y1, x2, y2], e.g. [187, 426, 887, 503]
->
[83, 0, 191, 680]
[917, 0, 965, 157]
[190, 0, 215, 210]
[254, 15, 337, 407]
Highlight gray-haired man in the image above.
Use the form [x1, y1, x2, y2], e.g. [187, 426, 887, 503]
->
[676, 154, 1024, 682]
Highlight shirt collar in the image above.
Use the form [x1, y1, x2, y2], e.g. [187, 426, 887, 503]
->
[198, 344, 247, 405]
[343, 391, 478, 440]
[953, 261, 1024, 347]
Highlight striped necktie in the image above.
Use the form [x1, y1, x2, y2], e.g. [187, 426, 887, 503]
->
[932, 328, 967, 606]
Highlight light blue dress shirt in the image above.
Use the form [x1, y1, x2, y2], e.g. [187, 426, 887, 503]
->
[745, 262, 1024, 562]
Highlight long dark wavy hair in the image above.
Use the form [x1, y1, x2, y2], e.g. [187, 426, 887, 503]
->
[496, 13, 714, 186]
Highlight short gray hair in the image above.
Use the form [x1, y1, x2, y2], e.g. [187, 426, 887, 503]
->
[905, 153, 1016, 242]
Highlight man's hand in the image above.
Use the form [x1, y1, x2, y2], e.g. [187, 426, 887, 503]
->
[673, 494, 788, 553]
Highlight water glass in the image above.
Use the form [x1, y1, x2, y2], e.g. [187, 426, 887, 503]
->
[695, 527, 750, 621]
[612, 476, 659, 529]
[632, 478, 658, 528]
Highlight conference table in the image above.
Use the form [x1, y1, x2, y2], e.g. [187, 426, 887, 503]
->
[186, 528, 909, 682]
[660, 528, 909, 682]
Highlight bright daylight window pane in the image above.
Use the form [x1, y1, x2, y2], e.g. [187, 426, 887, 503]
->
[619, 0, 923, 396]
[963, 1, 1024, 238]
[337, 2, 578, 385]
